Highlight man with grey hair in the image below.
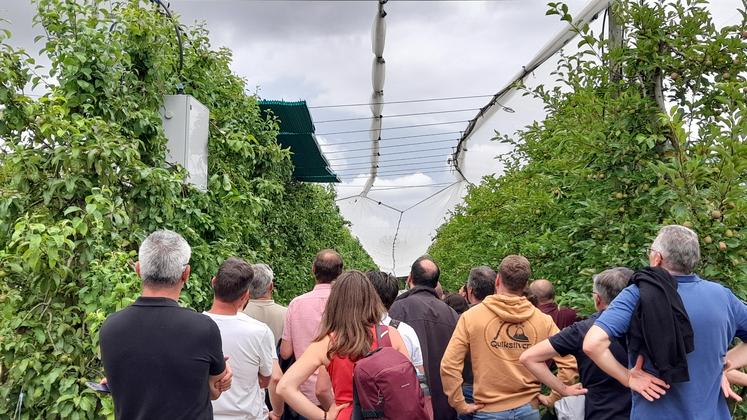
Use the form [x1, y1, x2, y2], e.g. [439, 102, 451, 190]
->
[520, 268, 633, 420]
[243, 263, 288, 345]
[584, 225, 747, 419]
[459, 266, 496, 420]
[466, 266, 496, 305]
[100, 230, 232, 420]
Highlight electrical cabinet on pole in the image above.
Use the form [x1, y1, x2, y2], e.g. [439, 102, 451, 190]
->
[160, 95, 209, 191]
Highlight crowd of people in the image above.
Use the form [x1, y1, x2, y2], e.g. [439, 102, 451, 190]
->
[98, 224, 747, 420]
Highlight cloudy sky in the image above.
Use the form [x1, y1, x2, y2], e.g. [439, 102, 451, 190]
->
[2, 0, 741, 274]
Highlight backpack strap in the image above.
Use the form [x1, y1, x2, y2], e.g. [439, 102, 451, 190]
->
[388, 319, 401, 329]
[377, 324, 392, 348]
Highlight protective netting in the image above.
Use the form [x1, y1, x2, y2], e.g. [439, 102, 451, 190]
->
[361, 0, 387, 195]
[336, 0, 609, 275]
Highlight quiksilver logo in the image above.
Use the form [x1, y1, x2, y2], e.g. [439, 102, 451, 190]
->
[490, 323, 532, 349]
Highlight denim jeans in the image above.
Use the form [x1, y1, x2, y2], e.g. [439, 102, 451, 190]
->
[458, 383, 475, 420]
[473, 403, 540, 420]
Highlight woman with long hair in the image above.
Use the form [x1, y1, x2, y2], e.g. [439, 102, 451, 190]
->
[277, 270, 411, 420]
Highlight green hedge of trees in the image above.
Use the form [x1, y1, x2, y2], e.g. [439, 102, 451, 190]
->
[431, 0, 747, 316]
[0, 0, 374, 417]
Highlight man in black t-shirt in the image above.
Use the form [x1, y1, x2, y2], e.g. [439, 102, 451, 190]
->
[100, 230, 232, 420]
[520, 267, 632, 420]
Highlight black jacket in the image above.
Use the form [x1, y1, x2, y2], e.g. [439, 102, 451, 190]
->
[390, 286, 459, 420]
[628, 266, 694, 383]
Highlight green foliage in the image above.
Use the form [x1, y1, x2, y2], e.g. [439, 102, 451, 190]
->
[430, 0, 747, 317]
[0, 1, 374, 417]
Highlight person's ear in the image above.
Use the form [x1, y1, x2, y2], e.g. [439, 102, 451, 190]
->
[135, 261, 141, 277]
[407, 274, 413, 288]
[649, 249, 663, 267]
[495, 274, 501, 289]
[593, 293, 602, 309]
[241, 289, 250, 302]
[181, 264, 190, 284]
[268, 282, 274, 294]
[211, 276, 216, 287]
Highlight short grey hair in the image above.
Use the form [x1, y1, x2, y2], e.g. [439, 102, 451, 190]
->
[593, 267, 633, 305]
[467, 266, 497, 301]
[138, 230, 191, 287]
[650, 225, 700, 274]
[248, 263, 274, 298]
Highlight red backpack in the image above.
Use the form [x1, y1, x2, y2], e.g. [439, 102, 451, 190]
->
[351, 324, 430, 420]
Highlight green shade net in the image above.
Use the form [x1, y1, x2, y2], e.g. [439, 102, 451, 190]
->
[258, 100, 339, 183]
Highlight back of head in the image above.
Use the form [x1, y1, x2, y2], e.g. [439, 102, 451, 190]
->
[593, 267, 634, 306]
[317, 270, 384, 360]
[138, 230, 191, 288]
[444, 293, 469, 314]
[365, 271, 399, 310]
[313, 249, 343, 283]
[499, 255, 531, 293]
[467, 266, 497, 302]
[435, 282, 444, 299]
[410, 255, 440, 289]
[528, 279, 554, 303]
[214, 257, 254, 302]
[249, 263, 274, 299]
[651, 225, 700, 274]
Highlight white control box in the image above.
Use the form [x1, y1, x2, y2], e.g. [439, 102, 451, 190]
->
[160, 95, 209, 190]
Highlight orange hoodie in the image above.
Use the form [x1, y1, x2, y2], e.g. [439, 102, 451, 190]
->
[440, 293, 578, 413]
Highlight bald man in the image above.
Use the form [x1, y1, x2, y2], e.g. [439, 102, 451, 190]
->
[529, 279, 579, 329]
[390, 256, 459, 420]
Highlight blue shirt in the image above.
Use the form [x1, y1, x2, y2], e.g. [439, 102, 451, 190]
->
[595, 274, 747, 420]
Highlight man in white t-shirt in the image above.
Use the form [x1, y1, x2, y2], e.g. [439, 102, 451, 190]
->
[365, 271, 424, 371]
[205, 257, 278, 420]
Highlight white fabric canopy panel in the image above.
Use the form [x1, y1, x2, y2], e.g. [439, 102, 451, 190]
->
[361, 1, 387, 196]
[337, 0, 612, 275]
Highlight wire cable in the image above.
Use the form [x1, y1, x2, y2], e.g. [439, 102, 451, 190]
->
[327, 151, 455, 164]
[317, 120, 469, 136]
[150, 0, 185, 93]
[335, 166, 450, 175]
[334, 159, 449, 171]
[335, 163, 449, 173]
[320, 130, 462, 146]
[403, 182, 461, 212]
[361, 168, 455, 177]
[391, 211, 404, 273]
[308, 94, 497, 109]
[334, 193, 404, 212]
[321, 137, 457, 154]
[314, 107, 481, 123]
[335, 183, 453, 189]
[337, 166, 453, 177]
[370, 184, 453, 191]
[333, 158, 448, 171]
[325, 144, 455, 159]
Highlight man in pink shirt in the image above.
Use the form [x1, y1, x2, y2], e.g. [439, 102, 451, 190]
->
[279, 249, 343, 410]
